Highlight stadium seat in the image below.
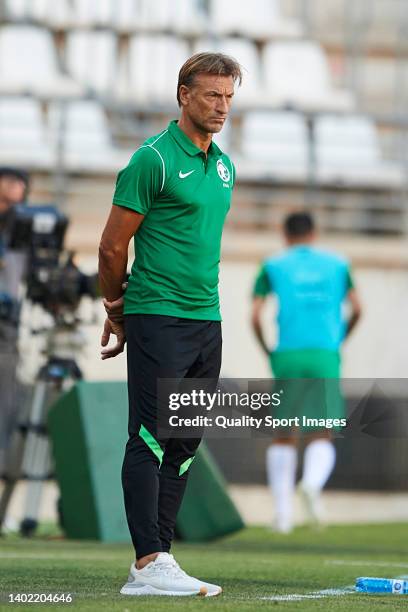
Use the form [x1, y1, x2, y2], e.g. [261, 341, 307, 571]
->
[4, 0, 26, 20]
[66, 31, 117, 95]
[170, 0, 206, 35]
[48, 101, 131, 173]
[194, 38, 261, 106]
[5, 0, 74, 27]
[114, 0, 204, 34]
[237, 111, 308, 182]
[115, 0, 139, 32]
[136, 0, 174, 31]
[127, 35, 190, 105]
[42, 0, 74, 28]
[0, 26, 83, 97]
[0, 98, 53, 168]
[209, 0, 302, 39]
[315, 115, 405, 188]
[33, 0, 73, 27]
[262, 41, 354, 111]
[71, 0, 114, 27]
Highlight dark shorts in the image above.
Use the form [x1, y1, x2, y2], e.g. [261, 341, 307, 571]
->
[124, 314, 222, 439]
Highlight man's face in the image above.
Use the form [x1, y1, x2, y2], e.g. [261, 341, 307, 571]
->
[0, 176, 26, 211]
[179, 73, 235, 134]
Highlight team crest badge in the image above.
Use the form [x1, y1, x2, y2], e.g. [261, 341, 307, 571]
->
[217, 159, 230, 182]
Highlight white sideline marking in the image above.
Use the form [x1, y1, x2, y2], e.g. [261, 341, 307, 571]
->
[260, 586, 354, 601]
[0, 552, 124, 561]
[327, 560, 408, 569]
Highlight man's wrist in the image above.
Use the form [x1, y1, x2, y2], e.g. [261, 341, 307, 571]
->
[103, 294, 125, 323]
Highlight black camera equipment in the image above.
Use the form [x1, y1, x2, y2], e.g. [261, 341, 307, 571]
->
[0, 291, 19, 326]
[0, 204, 99, 536]
[6, 204, 98, 313]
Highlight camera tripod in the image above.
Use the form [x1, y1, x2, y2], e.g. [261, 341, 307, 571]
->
[0, 315, 84, 536]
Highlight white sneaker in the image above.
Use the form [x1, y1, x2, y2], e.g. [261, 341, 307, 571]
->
[298, 482, 324, 526]
[120, 552, 222, 597]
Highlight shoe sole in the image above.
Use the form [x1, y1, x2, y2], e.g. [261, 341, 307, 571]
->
[120, 584, 222, 597]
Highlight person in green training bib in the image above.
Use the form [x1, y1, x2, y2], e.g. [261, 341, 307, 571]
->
[98, 52, 242, 597]
[251, 212, 362, 533]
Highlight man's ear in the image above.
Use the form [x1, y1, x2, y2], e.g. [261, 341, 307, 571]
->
[178, 84, 190, 107]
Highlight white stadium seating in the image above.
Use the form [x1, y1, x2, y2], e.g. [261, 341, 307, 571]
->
[0, 97, 53, 168]
[66, 31, 117, 96]
[48, 100, 132, 173]
[71, 0, 114, 27]
[6, 0, 206, 34]
[5, 0, 74, 27]
[6, 0, 116, 28]
[237, 111, 308, 182]
[194, 38, 261, 106]
[262, 41, 354, 111]
[209, 0, 301, 39]
[315, 115, 405, 188]
[0, 2, 401, 191]
[114, 0, 204, 34]
[134, 0, 174, 33]
[4, 0, 26, 20]
[0, 26, 83, 97]
[42, 0, 74, 28]
[170, 0, 206, 36]
[135, 0, 204, 34]
[114, 0, 139, 31]
[126, 35, 190, 104]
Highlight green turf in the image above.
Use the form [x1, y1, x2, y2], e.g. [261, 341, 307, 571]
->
[1, 524, 408, 611]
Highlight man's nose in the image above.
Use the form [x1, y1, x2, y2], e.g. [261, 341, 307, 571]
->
[216, 96, 230, 114]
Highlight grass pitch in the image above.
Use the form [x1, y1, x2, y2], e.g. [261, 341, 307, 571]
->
[1, 523, 408, 611]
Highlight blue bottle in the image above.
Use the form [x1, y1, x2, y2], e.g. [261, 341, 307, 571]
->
[356, 577, 408, 594]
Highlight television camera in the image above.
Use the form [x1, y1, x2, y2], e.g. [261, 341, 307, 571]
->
[0, 204, 99, 536]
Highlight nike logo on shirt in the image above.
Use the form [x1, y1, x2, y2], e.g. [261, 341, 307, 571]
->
[179, 170, 195, 179]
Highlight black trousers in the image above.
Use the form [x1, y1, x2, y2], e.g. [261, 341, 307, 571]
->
[122, 314, 222, 559]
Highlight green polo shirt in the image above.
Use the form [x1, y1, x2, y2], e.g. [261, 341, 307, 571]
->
[112, 120, 235, 320]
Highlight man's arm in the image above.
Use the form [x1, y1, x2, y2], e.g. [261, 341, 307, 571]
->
[251, 296, 269, 355]
[98, 205, 144, 359]
[98, 205, 144, 300]
[344, 287, 362, 339]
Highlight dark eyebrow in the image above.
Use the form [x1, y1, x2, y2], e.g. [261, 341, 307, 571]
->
[206, 90, 234, 96]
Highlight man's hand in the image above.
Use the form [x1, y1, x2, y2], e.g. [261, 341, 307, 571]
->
[101, 317, 126, 360]
[103, 296, 124, 323]
[98, 205, 143, 362]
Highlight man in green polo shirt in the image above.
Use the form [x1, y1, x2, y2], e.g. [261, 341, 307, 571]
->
[98, 52, 241, 597]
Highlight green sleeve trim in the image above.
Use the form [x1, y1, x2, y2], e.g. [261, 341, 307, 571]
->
[346, 267, 355, 291]
[140, 144, 166, 193]
[139, 424, 163, 465]
[253, 264, 271, 297]
[179, 456, 195, 476]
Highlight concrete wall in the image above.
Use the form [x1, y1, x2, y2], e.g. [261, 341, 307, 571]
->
[219, 262, 408, 379]
[18, 259, 407, 383]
